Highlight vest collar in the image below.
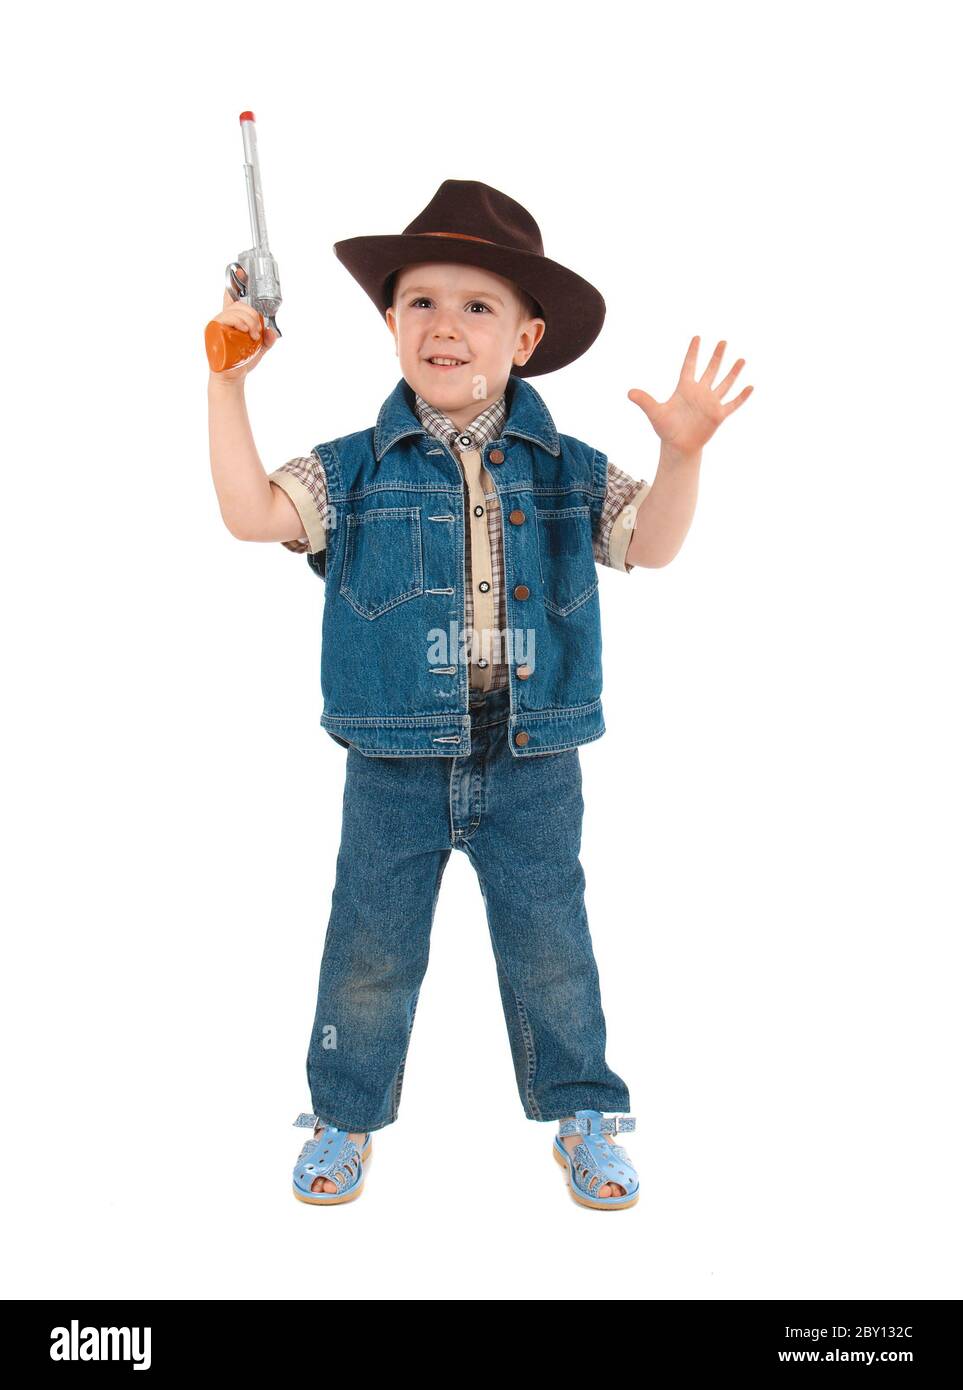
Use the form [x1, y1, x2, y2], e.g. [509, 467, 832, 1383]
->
[374, 373, 561, 461]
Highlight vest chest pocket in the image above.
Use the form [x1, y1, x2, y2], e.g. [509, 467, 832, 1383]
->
[339, 507, 424, 619]
[535, 505, 599, 616]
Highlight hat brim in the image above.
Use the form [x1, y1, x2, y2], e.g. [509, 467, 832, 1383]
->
[333, 233, 605, 377]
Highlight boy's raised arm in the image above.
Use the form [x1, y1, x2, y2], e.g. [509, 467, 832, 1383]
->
[206, 287, 307, 545]
[208, 376, 306, 543]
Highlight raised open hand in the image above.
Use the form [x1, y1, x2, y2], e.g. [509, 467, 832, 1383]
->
[628, 337, 753, 456]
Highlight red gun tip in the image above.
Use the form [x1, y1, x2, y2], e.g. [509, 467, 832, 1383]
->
[239, 111, 255, 124]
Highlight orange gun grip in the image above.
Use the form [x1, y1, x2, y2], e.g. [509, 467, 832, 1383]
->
[205, 314, 265, 372]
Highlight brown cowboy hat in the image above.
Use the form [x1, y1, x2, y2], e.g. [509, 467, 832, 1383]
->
[333, 179, 606, 377]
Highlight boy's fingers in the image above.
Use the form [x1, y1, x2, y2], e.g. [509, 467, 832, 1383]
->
[224, 308, 261, 336]
[215, 291, 269, 344]
[217, 311, 253, 333]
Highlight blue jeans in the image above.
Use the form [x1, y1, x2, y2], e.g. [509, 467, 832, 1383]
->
[305, 684, 631, 1131]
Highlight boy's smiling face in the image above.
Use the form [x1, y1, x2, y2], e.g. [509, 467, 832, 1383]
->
[385, 261, 545, 429]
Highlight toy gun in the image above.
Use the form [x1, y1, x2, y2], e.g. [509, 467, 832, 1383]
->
[205, 111, 282, 372]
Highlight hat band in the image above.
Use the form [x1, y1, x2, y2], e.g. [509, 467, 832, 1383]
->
[419, 231, 499, 246]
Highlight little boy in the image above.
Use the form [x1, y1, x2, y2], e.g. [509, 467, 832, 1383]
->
[207, 179, 751, 1210]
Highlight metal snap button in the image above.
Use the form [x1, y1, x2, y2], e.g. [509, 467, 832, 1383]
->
[509, 509, 525, 525]
[514, 730, 529, 747]
[489, 449, 505, 464]
[516, 665, 532, 680]
[513, 584, 530, 600]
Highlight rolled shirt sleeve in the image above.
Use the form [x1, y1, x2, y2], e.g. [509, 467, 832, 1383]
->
[595, 463, 652, 573]
[267, 454, 330, 555]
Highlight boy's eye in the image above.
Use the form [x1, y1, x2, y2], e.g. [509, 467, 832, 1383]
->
[409, 297, 492, 313]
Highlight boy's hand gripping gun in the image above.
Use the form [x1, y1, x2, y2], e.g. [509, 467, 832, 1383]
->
[205, 111, 282, 372]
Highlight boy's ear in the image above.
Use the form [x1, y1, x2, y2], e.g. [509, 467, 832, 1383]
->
[515, 317, 546, 368]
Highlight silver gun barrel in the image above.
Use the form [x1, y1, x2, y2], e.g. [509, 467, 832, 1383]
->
[228, 112, 282, 334]
[240, 114, 271, 253]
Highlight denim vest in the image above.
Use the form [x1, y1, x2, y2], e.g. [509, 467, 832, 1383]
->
[307, 374, 607, 758]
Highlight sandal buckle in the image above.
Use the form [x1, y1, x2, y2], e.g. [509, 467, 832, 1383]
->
[598, 1115, 636, 1135]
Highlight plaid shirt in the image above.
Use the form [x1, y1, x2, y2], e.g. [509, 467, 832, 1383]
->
[268, 392, 651, 691]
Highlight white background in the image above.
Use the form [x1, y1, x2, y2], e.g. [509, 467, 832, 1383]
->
[2, 0, 960, 1302]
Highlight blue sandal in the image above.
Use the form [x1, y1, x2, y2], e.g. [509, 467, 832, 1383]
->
[291, 1112, 372, 1205]
[553, 1110, 640, 1210]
